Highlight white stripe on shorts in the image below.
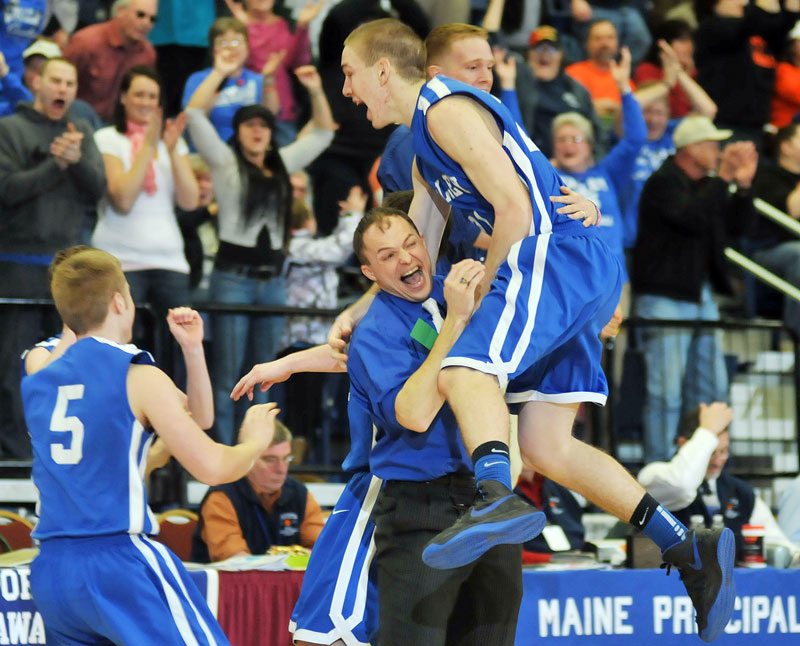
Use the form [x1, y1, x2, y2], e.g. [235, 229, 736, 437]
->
[331, 475, 382, 636]
[504, 389, 607, 405]
[131, 535, 219, 646]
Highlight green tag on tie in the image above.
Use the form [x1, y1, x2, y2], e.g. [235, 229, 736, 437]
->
[410, 318, 438, 350]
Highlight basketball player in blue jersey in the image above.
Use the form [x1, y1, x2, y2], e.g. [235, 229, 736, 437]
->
[233, 344, 379, 646]
[337, 19, 735, 642]
[22, 247, 278, 646]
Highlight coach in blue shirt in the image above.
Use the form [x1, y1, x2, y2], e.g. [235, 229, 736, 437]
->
[346, 207, 523, 646]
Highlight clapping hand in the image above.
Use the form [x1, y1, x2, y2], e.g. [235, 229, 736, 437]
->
[51, 123, 84, 169]
[163, 112, 187, 152]
[294, 65, 322, 92]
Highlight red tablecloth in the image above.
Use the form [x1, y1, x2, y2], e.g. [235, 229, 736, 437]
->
[217, 570, 305, 646]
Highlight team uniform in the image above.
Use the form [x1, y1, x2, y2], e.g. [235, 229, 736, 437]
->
[22, 337, 228, 646]
[346, 277, 523, 646]
[289, 397, 381, 646]
[411, 76, 622, 407]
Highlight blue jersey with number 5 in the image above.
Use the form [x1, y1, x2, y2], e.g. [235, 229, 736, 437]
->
[22, 337, 159, 540]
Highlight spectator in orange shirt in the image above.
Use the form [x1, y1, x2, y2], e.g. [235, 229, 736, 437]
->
[566, 19, 635, 125]
[191, 420, 325, 562]
[771, 21, 800, 128]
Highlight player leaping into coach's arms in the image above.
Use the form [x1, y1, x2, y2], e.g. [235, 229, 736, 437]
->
[333, 19, 735, 642]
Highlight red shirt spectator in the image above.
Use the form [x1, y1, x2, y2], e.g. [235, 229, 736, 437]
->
[64, 0, 157, 122]
[635, 62, 693, 117]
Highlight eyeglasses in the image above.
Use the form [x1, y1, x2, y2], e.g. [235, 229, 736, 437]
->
[135, 10, 158, 24]
[555, 135, 586, 144]
[215, 39, 243, 49]
[261, 455, 294, 465]
[533, 44, 559, 55]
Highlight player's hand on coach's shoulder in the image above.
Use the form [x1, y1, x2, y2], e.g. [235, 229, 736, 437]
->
[550, 186, 599, 227]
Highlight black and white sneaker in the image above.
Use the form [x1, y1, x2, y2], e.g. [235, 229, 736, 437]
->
[662, 528, 736, 642]
[421, 480, 546, 570]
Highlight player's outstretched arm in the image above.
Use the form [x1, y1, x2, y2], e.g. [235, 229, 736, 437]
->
[167, 307, 214, 429]
[396, 259, 485, 432]
[129, 365, 277, 485]
[426, 96, 532, 300]
[231, 344, 345, 402]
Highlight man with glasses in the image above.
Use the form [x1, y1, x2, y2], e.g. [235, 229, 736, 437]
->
[64, 0, 158, 122]
[191, 419, 325, 562]
[638, 402, 798, 562]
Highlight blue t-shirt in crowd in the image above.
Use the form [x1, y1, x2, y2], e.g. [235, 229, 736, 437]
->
[182, 67, 264, 143]
[347, 276, 472, 482]
[0, 0, 47, 79]
[0, 70, 31, 117]
[557, 92, 647, 280]
[148, 0, 215, 48]
[619, 119, 678, 249]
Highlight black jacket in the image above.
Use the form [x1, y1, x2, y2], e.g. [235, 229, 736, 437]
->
[191, 476, 309, 563]
[631, 156, 752, 302]
[695, 6, 798, 129]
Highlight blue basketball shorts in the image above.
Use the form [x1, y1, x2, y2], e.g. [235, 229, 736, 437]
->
[443, 227, 622, 407]
[290, 472, 382, 646]
[30, 533, 228, 646]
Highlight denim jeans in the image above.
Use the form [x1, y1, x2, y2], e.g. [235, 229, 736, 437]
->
[125, 269, 190, 314]
[209, 269, 287, 445]
[634, 284, 729, 463]
[752, 241, 800, 337]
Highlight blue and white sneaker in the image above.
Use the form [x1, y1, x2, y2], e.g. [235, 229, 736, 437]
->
[662, 528, 736, 642]
[422, 480, 546, 570]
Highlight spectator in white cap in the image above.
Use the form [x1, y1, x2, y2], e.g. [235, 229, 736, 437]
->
[16, 39, 103, 128]
[631, 114, 758, 464]
[771, 20, 800, 129]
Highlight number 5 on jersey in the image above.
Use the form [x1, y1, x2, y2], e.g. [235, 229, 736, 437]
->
[49, 384, 85, 465]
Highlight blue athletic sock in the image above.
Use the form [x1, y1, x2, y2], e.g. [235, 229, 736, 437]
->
[472, 442, 512, 490]
[632, 493, 688, 553]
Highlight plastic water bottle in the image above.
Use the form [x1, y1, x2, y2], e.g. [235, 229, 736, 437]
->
[690, 514, 705, 532]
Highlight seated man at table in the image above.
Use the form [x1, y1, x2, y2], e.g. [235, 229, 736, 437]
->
[192, 421, 325, 562]
[638, 402, 798, 562]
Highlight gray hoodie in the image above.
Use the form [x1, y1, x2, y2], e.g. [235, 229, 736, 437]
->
[0, 102, 106, 254]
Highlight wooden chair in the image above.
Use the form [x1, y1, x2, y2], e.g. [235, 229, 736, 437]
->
[153, 509, 199, 562]
[0, 510, 34, 553]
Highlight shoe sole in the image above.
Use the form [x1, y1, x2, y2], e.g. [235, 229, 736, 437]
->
[700, 527, 736, 643]
[422, 510, 546, 570]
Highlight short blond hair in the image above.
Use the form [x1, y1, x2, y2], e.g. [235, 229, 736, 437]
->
[50, 248, 127, 335]
[553, 111, 594, 146]
[425, 23, 488, 66]
[344, 19, 425, 82]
